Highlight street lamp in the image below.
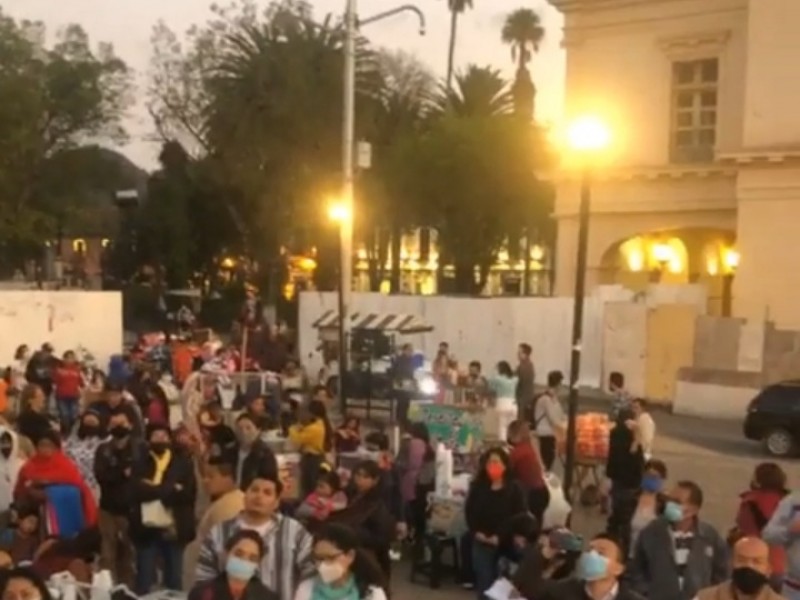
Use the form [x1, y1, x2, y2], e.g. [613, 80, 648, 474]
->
[339, 0, 425, 413]
[562, 115, 611, 503]
[329, 200, 354, 413]
[721, 248, 739, 317]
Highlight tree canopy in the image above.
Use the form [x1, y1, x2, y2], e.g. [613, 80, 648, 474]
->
[0, 9, 131, 266]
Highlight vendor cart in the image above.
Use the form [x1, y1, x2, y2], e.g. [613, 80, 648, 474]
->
[311, 309, 436, 417]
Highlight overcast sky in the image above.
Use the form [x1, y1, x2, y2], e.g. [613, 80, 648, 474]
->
[3, 0, 565, 170]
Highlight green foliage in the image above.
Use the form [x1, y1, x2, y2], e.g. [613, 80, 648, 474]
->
[136, 141, 238, 288]
[0, 10, 131, 250]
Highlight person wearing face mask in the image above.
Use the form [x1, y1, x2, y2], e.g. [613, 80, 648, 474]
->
[612, 459, 668, 558]
[64, 410, 105, 501]
[196, 473, 314, 600]
[464, 448, 527, 599]
[630, 480, 728, 600]
[235, 413, 278, 491]
[94, 410, 140, 587]
[188, 530, 277, 600]
[130, 423, 197, 594]
[0, 427, 23, 516]
[539, 533, 643, 600]
[696, 537, 785, 600]
[294, 524, 389, 600]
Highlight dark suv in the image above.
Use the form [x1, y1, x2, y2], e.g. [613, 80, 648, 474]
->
[744, 380, 800, 456]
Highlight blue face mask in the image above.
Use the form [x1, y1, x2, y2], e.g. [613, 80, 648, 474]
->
[664, 501, 684, 523]
[577, 550, 609, 582]
[641, 475, 662, 493]
[225, 556, 257, 581]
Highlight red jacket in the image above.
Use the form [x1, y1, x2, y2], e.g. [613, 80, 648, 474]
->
[509, 441, 545, 490]
[736, 488, 787, 575]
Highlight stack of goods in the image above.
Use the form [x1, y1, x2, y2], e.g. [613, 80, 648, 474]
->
[574, 412, 610, 460]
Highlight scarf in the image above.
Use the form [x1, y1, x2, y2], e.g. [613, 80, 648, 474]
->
[150, 449, 172, 485]
[311, 576, 359, 600]
[14, 451, 98, 526]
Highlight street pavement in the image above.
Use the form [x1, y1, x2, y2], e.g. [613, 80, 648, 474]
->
[389, 407, 793, 599]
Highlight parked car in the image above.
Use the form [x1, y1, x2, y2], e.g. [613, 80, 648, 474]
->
[744, 380, 800, 456]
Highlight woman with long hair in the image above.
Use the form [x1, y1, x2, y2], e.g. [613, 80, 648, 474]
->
[64, 410, 106, 501]
[489, 361, 518, 440]
[605, 408, 645, 536]
[189, 529, 277, 600]
[397, 422, 434, 539]
[506, 420, 549, 524]
[464, 447, 527, 599]
[294, 523, 388, 600]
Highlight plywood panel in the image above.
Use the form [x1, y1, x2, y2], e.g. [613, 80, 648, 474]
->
[602, 302, 647, 397]
[0, 291, 122, 371]
[299, 292, 606, 388]
[645, 304, 699, 403]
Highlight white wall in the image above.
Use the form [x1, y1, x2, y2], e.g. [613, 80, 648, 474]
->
[673, 380, 757, 420]
[298, 292, 606, 388]
[0, 291, 123, 371]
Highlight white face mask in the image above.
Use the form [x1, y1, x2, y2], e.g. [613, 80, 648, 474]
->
[317, 561, 346, 584]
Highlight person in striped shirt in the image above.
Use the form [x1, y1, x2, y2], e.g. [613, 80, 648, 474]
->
[195, 472, 314, 599]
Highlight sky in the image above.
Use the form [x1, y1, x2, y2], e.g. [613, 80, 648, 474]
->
[3, 0, 565, 170]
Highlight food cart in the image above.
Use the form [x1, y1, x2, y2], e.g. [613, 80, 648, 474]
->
[311, 309, 436, 415]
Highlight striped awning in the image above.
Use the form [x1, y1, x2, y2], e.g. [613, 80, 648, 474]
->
[312, 309, 433, 334]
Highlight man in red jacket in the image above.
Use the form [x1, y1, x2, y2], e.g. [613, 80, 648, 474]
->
[507, 420, 550, 523]
[54, 350, 83, 433]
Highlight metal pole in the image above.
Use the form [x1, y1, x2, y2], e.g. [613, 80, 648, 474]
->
[721, 273, 733, 317]
[339, 0, 357, 413]
[563, 168, 592, 502]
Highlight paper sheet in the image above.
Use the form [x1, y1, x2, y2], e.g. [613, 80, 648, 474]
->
[485, 578, 516, 600]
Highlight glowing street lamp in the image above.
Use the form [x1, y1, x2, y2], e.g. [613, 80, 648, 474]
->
[567, 116, 612, 153]
[563, 115, 611, 502]
[723, 248, 740, 272]
[328, 202, 352, 223]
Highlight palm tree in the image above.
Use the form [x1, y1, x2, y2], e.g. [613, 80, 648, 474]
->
[446, 0, 474, 91]
[436, 65, 513, 117]
[501, 8, 544, 121]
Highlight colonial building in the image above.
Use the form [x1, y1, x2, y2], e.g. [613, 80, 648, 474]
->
[551, 0, 800, 327]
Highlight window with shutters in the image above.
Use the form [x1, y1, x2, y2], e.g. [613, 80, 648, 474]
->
[670, 58, 718, 163]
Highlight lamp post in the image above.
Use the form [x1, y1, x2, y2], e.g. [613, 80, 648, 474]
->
[339, 0, 425, 413]
[562, 116, 611, 503]
[721, 248, 739, 317]
[329, 201, 353, 413]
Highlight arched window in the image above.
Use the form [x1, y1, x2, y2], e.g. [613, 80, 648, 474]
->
[72, 239, 87, 254]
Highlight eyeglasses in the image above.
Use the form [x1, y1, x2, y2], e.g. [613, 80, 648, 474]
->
[312, 552, 343, 565]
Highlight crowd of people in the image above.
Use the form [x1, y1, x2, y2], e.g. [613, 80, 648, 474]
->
[0, 335, 795, 600]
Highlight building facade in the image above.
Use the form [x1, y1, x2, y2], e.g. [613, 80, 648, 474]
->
[551, 0, 800, 327]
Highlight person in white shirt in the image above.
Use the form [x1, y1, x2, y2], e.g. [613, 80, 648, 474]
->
[294, 523, 389, 600]
[631, 398, 656, 460]
[533, 371, 566, 472]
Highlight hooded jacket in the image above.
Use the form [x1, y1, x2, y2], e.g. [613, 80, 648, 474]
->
[0, 427, 23, 512]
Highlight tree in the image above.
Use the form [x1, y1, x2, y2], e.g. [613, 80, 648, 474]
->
[148, 0, 380, 296]
[501, 8, 545, 121]
[136, 141, 238, 289]
[361, 50, 435, 292]
[445, 0, 474, 91]
[0, 10, 131, 264]
[385, 65, 553, 295]
[437, 65, 513, 117]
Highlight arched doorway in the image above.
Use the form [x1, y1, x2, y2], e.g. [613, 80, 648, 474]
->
[599, 228, 736, 312]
